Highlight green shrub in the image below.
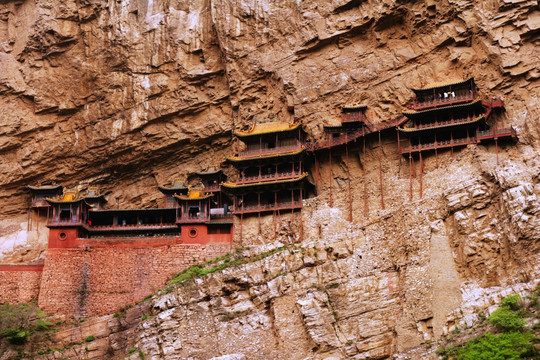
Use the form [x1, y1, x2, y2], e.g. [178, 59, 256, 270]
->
[500, 294, 522, 311]
[0, 327, 31, 344]
[128, 348, 138, 354]
[489, 307, 526, 332]
[35, 319, 54, 331]
[85, 335, 95, 342]
[452, 332, 538, 360]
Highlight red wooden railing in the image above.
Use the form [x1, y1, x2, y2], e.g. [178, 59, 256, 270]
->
[412, 93, 475, 111]
[237, 171, 302, 184]
[234, 201, 302, 214]
[90, 223, 177, 230]
[400, 127, 516, 154]
[237, 143, 302, 158]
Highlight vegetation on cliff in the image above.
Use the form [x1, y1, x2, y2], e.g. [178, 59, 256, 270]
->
[437, 288, 540, 360]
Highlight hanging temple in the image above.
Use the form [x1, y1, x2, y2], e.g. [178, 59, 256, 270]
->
[26, 77, 516, 248]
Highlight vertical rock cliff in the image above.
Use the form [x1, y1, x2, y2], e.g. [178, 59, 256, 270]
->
[0, 0, 539, 358]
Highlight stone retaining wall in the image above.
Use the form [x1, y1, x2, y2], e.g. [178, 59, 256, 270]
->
[38, 243, 231, 317]
[0, 265, 43, 303]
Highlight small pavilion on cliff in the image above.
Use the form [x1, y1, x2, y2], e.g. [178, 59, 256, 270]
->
[174, 185, 232, 244]
[158, 179, 188, 208]
[398, 77, 516, 199]
[27, 182, 63, 231]
[223, 119, 314, 240]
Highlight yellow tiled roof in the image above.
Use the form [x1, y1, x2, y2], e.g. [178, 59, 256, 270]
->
[47, 190, 82, 203]
[174, 186, 212, 200]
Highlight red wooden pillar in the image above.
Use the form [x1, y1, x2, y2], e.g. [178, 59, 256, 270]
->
[434, 133, 438, 168]
[397, 129, 401, 166]
[346, 141, 353, 222]
[378, 131, 385, 210]
[299, 189, 304, 242]
[409, 153, 413, 201]
[240, 195, 244, 244]
[315, 154, 320, 194]
[363, 132, 368, 217]
[419, 151, 423, 199]
[258, 193, 261, 235]
[329, 147, 333, 207]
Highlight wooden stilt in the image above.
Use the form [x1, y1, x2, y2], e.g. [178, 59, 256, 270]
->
[495, 138, 499, 165]
[434, 133, 438, 168]
[240, 194, 244, 244]
[346, 141, 353, 222]
[258, 193, 261, 235]
[397, 129, 401, 166]
[451, 131, 454, 157]
[273, 211, 276, 241]
[409, 153, 413, 201]
[329, 147, 333, 207]
[419, 151, 423, 199]
[299, 189, 304, 242]
[315, 154, 320, 194]
[378, 131, 385, 210]
[363, 132, 368, 217]
[274, 192, 277, 240]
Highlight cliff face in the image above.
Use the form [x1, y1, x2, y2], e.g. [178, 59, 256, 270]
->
[0, 0, 539, 358]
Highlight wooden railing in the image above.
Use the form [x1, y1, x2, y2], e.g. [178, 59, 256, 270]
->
[412, 93, 475, 111]
[90, 223, 177, 230]
[176, 215, 208, 223]
[237, 171, 302, 184]
[406, 115, 480, 131]
[235, 201, 302, 214]
[237, 144, 302, 158]
[400, 127, 516, 154]
[341, 112, 367, 123]
[47, 219, 85, 227]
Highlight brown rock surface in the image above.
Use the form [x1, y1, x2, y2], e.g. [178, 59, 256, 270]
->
[0, 0, 539, 359]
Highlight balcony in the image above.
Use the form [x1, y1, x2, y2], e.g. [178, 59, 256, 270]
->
[237, 144, 302, 159]
[47, 219, 85, 227]
[234, 200, 303, 215]
[412, 93, 475, 111]
[176, 215, 208, 224]
[400, 127, 516, 154]
[237, 171, 303, 185]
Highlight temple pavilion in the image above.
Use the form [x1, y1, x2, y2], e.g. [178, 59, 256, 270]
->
[174, 185, 232, 243]
[158, 179, 188, 208]
[398, 77, 516, 157]
[28, 182, 63, 209]
[397, 77, 516, 199]
[222, 119, 314, 238]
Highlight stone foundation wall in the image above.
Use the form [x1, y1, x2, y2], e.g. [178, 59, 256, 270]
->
[38, 243, 231, 317]
[0, 265, 43, 303]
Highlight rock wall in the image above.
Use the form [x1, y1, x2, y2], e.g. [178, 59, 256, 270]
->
[0, 0, 539, 359]
[0, 265, 42, 303]
[38, 243, 231, 318]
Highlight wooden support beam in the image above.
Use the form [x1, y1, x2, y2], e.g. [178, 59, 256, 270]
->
[495, 138, 499, 165]
[419, 151, 423, 199]
[434, 133, 438, 168]
[346, 140, 353, 222]
[397, 129, 401, 166]
[241, 195, 245, 243]
[329, 147, 333, 207]
[409, 153, 413, 201]
[378, 131, 385, 210]
[315, 154, 320, 194]
[363, 131, 368, 217]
